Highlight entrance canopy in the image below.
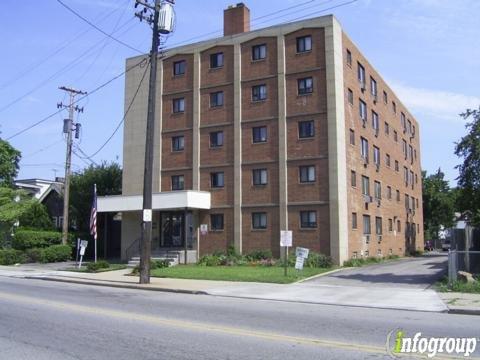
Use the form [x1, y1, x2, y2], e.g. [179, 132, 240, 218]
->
[97, 190, 211, 213]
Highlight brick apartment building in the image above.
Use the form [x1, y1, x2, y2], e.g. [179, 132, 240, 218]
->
[98, 3, 424, 265]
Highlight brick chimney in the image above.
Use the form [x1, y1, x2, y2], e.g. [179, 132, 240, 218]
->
[224, 3, 250, 36]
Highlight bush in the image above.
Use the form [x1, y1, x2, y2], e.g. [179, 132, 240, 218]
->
[39, 245, 72, 263]
[304, 252, 332, 268]
[245, 250, 273, 261]
[86, 260, 110, 272]
[0, 249, 26, 265]
[151, 259, 170, 269]
[25, 248, 43, 263]
[197, 254, 222, 266]
[12, 230, 64, 250]
[343, 258, 366, 267]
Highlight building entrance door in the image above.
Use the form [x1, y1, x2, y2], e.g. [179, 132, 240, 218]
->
[160, 212, 184, 248]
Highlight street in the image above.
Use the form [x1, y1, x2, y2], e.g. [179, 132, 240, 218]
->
[0, 276, 478, 359]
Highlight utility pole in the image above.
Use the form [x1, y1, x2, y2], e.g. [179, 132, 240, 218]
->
[135, 0, 175, 284]
[58, 87, 86, 245]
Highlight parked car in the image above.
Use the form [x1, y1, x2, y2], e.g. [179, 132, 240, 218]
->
[442, 239, 451, 251]
[424, 240, 434, 252]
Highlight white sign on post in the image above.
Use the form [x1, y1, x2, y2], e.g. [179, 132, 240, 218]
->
[294, 247, 310, 271]
[295, 257, 304, 270]
[78, 240, 88, 268]
[200, 224, 208, 236]
[280, 230, 292, 247]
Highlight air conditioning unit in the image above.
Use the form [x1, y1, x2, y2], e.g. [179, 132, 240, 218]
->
[375, 163, 380, 172]
[377, 235, 382, 243]
[374, 128, 379, 137]
[363, 234, 371, 244]
[373, 94, 378, 104]
[362, 118, 367, 128]
[360, 82, 366, 92]
[363, 194, 372, 203]
[377, 199, 381, 207]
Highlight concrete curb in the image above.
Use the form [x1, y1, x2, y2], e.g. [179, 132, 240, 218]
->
[294, 267, 350, 283]
[25, 276, 208, 295]
[447, 308, 480, 316]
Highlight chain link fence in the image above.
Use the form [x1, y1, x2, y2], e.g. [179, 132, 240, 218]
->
[448, 250, 480, 284]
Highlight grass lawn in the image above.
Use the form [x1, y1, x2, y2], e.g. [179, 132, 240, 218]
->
[63, 263, 127, 273]
[436, 277, 480, 294]
[150, 265, 334, 284]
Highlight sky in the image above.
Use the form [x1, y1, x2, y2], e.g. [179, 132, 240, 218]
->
[0, 0, 479, 186]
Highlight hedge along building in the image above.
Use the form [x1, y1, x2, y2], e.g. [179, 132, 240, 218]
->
[97, 3, 424, 265]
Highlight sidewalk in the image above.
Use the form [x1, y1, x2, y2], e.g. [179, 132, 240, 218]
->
[4, 266, 448, 313]
[439, 292, 480, 315]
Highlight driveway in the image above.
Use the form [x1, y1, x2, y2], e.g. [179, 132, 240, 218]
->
[304, 254, 448, 289]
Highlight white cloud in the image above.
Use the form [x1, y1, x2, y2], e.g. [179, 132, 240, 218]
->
[389, 81, 480, 123]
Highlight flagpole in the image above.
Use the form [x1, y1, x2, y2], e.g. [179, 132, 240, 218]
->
[94, 183, 97, 263]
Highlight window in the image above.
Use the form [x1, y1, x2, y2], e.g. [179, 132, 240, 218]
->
[349, 129, 355, 145]
[388, 218, 393, 232]
[171, 175, 184, 190]
[386, 153, 391, 167]
[252, 169, 268, 185]
[392, 101, 397, 113]
[395, 160, 399, 172]
[414, 149, 417, 161]
[252, 44, 266, 60]
[401, 112, 406, 133]
[361, 137, 369, 161]
[300, 211, 317, 228]
[363, 215, 371, 235]
[370, 77, 377, 97]
[172, 135, 184, 151]
[351, 170, 356, 187]
[298, 77, 313, 95]
[383, 91, 388, 104]
[372, 111, 379, 134]
[384, 122, 390, 135]
[357, 62, 366, 86]
[374, 181, 381, 200]
[405, 194, 410, 210]
[299, 165, 315, 183]
[393, 130, 398, 142]
[298, 120, 314, 138]
[373, 146, 380, 167]
[396, 189, 400, 202]
[210, 52, 224, 68]
[211, 214, 224, 230]
[359, 100, 367, 121]
[347, 88, 353, 105]
[397, 220, 401, 233]
[210, 91, 224, 107]
[403, 167, 409, 185]
[412, 124, 416, 138]
[352, 212, 358, 229]
[409, 145, 414, 164]
[252, 212, 267, 229]
[375, 217, 382, 235]
[408, 120, 412, 135]
[410, 170, 415, 188]
[209, 131, 224, 148]
[252, 126, 267, 143]
[252, 84, 267, 101]
[173, 60, 186, 76]
[346, 49, 352, 66]
[210, 172, 224, 188]
[296, 35, 312, 53]
[387, 186, 392, 200]
[402, 139, 408, 159]
[361, 175, 370, 196]
[173, 98, 185, 113]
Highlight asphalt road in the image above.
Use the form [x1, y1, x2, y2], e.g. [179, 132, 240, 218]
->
[305, 254, 448, 289]
[0, 276, 478, 359]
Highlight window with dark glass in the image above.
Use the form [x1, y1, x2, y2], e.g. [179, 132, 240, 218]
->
[171, 175, 184, 190]
[373, 146, 380, 168]
[351, 170, 356, 187]
[347, 88, 353, 105]
[300, 211, 317, 228]
[372, 111, 379, 133]
[210, 91, 224, 107]
[210, 52, 224, 68]
[298, 77, 313, 95]
[389, 218, 393, 232]
[375, 217, 383, 235]
[374, 181, 381, 200]
[385, 121, 390, 135]
[252, 212, 267, 229]
[299, 165, 315, 183]
[362, 176, 370, 196]
[383, 90, 388, 104]
[209, 131, 223, 148]
[359, 99, 367, 121]
[386, 153, 391, 167]
[172, 135, 184, 151]
[252, 126, 267, 143]
[357, 62, 366, 86]
[211, 214, 224, 230]
[173, 60, 186, 76]
[298, 120, 314, 138]
[252, 44, 267, 60]
[173, 97, 185, 113]
[350, 129, 355, 145]
[210, 172, 224, 188]
[252, 84, 267, 101]
[252, 169, 268, 185]
[370, 77, 377, 97]
[346, 49, 352, 66]
[363, 215, 371, 235]
[296, 35, 312, 53]
[387, 186, 392, 199]
[361, 137, 369, 160]
[352, 212, 357, 229]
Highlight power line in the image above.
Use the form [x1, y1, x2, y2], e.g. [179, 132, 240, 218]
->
[280, 0, 359, 24]
[56, 0, 143, 54]
[81, 59, 150, 159]
[5, 57, 147, 141]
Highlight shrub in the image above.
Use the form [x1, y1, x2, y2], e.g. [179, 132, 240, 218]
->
[39, 245, 72, 263]
[0, 249, 26, 265]
[245, 250, 273, 261]
[151, 259, 170, 269]
[343, 258, 365, 267]
[197, 254, 222, 266]
[12, 230, 64, 250]
[87, 260, 110, 272]
[25, 248, 43, 263]
[304, 252, 332, 268]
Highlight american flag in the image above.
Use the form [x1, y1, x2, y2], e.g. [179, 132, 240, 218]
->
[90, 184, 97, 241]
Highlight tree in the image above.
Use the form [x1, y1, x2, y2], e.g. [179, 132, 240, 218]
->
[70, 162, 122, 233]
[455, 107, 480, 226]
[0, 139, 21, 188]
[422, 169, 455, 240]
[18, 201, 54, 230]
[0, 187, 35, 247]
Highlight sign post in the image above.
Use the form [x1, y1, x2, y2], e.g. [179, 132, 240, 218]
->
[295, 247, 310, 271]
[78, 240, 88, 269]
[280, 230, 292, 277]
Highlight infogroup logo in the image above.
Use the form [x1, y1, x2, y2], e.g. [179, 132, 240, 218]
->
[386, 329, 478, 358]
